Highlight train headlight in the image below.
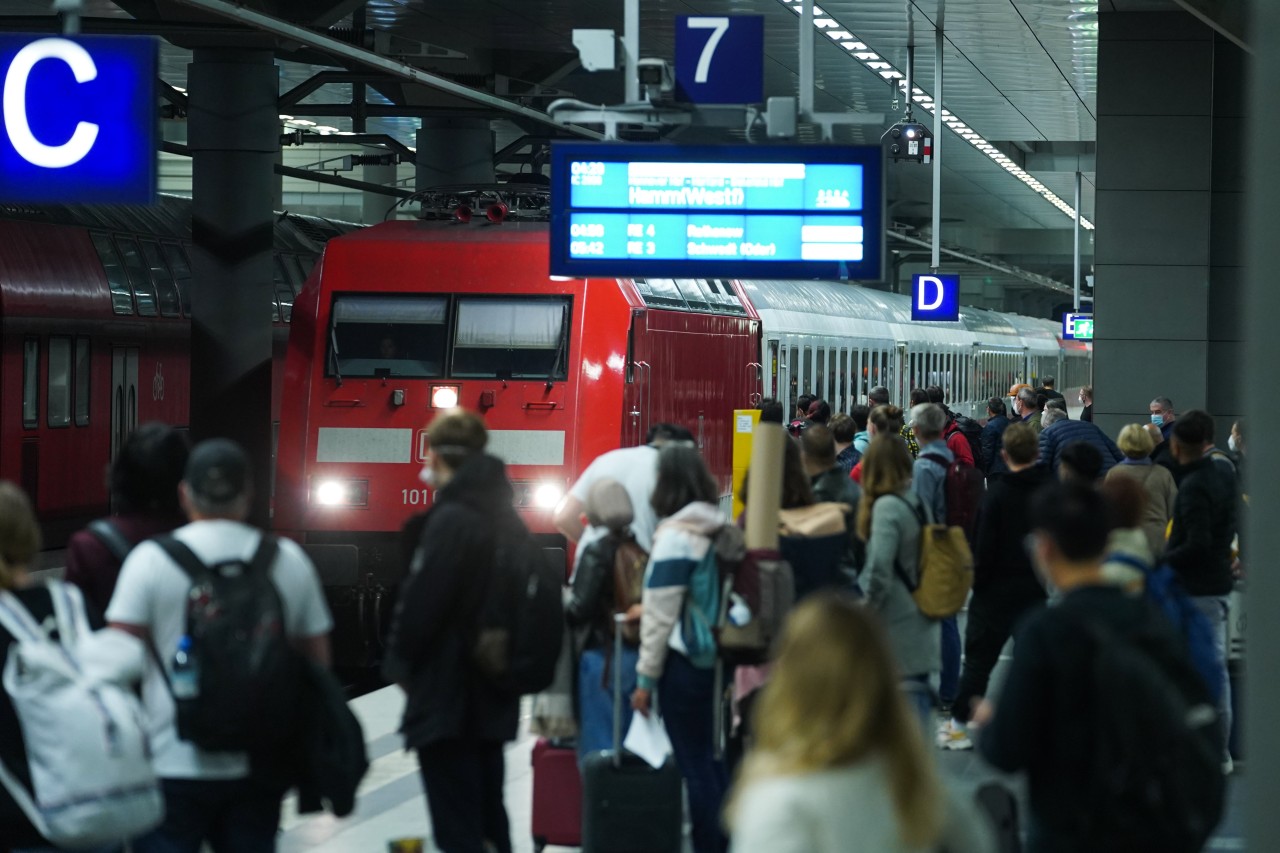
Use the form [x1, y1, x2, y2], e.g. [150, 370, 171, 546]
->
[311, 478, 369, 507]
[532, 482, 564, 510]
[431, 384, 460, 409]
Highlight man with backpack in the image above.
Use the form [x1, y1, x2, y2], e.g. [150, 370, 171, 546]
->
[384, 409, 561, 853]
[973, 483, 1225, 852]
[107, 438, 332, 853]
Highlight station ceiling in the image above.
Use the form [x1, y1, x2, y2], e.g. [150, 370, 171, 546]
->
[0, 0, 1236, 311]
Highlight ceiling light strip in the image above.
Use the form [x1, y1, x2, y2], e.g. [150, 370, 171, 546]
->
[778, 0, 1093, 230]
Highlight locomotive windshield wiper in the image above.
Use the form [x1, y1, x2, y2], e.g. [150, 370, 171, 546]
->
[329, 325, 343, 387]
[546, 303, 569, 392]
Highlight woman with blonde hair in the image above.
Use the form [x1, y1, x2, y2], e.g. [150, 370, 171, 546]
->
[1104, 423, 1177, 557]
[727, 593, 993, 853]
[856, 434, 938, 728]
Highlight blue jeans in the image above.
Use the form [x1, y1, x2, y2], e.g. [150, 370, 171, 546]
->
[660, 652, 729, 853]
[902, 675, 935, 736]
[940, 615, 961, 708]
[577, 645, 639, 762]
[131, 777, 283, 853]
[1191, 595, 1232, 754]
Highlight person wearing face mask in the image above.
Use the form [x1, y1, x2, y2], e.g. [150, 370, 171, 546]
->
[383, 408, 524, 853]
[1148, 396, 1176, 440]
[1078, 386, 1093, 422]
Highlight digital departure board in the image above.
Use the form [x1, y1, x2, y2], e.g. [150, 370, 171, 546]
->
[549, 143, 884, 280]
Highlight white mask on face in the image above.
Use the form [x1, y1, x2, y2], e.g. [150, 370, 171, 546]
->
[418, 463, 435, 487]
[1228, 435, 1238, 453]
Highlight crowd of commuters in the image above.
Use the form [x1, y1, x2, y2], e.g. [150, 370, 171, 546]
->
[0, 377, 1243, 853]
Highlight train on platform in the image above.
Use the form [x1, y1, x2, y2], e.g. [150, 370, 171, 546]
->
[274, 188, 1092, 668]
[0, 196, 355, 547]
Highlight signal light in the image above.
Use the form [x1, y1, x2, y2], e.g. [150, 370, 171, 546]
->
[486, 202, 509, 224]
[453, 205, 473, 223]
[431, 384, 461, 409]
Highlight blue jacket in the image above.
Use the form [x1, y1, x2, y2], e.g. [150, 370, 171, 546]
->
[979, 415, 1010, 475]
[1037, 419, 1124, 476]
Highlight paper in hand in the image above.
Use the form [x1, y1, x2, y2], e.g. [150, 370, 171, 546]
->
[623, 711, 673, 769]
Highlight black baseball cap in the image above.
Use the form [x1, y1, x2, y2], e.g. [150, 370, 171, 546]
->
[184, 438, 251, 503]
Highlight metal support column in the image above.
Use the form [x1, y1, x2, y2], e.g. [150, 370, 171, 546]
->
[187, 49, 278, 526]
[415, 118, 493, 190]
[362, 160, 398, 224]
[1073, 170, 1082, 311]
[931, 24, 943, 271]
[1245, 5, 1280, 844]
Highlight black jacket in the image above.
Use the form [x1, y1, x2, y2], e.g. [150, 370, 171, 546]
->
[979, 415, 1010, 476]
[382, 454, 522, 749]
[1164, 456, 1237, 596]
[972, 465, 1053, 592]
[810, 466, 865, 582]
[565, 531, 626, 650]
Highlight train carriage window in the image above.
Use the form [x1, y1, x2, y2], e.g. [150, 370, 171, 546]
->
[47, 337, 71, 428]
[272, 257, 294, 323]
[634, 279, 686, 309]
[116, 238, 158, 317]
[23, 339, 38, 429]
[139, 240, 181, 318]
[673, 280, 709, 311]
[90, 233, 135, 315]
[329, 295, 448, 379]
[162, 244, 193, 316]
[74, 337, 90, 427]
[452, 297, 572, 380]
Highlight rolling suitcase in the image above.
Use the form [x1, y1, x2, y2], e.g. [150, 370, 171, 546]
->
[581, 615, 683, 853]
[531, 738, 582, 852]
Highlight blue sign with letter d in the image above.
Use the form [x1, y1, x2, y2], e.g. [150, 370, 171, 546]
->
[911, 273, 961, 321]
[0, 34, 157, 204]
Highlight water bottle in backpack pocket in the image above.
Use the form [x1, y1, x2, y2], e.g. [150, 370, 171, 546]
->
[0, 582, 163, 848]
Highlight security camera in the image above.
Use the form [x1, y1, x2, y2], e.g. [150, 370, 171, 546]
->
[637, 58, 675, 102]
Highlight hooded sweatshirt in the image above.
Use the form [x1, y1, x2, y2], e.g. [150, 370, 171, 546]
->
[636, 501, 726, 689]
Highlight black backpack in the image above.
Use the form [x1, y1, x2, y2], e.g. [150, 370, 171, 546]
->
[1074, 612, 1226, 851]
[152, 534, 303, 753]
[471, 523, 564, 696]
[948, 414, 985, 468]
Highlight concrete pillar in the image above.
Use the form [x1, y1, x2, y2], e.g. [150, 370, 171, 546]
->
[362, 160, 397, 224]
[187, 49, 277, 527]
[1245, 8, 1280, 843]
[1092, 12, 1246, 439]
[415, 117, 493, 190]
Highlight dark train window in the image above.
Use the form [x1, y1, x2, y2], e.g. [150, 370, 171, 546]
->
[451, 297, 571, 381]
[23, 339, 38, 429]
[162, 244, 193, 316]
[74, 337, 90, 426]
[273, 257, 293, 323]
[47, 337, 71, 428]
[91, 232, 135, 315]
[140, 240, 181, 318]
[116, 238, 158, 317]
[328, 295, 448, 379]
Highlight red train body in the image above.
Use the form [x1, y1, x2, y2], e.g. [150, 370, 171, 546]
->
[274, 221, 761, 665]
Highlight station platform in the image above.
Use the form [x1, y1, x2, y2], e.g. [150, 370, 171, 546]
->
[278, 685, 1248, 853]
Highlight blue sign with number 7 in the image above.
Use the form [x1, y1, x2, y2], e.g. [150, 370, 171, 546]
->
[674, 15, 764, 104]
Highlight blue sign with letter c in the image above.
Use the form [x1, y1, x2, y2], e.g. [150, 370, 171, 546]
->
[911, 273, 961, 321]
[0, 34, 157, 204]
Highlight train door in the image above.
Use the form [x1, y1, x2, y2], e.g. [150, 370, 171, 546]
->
[110, 347, 139, 462]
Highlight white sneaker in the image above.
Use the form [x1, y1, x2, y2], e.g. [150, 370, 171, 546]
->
[1222, 755, 1234, 775]
[936, 719, 973, 751]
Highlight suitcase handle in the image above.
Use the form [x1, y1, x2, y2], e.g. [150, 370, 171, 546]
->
[613, 612, 625, 769]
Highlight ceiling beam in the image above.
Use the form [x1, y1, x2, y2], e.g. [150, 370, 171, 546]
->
[1170, 0, 1250, 53]
[161, 140, 413, 197]
[163, 0, 602, 138]
[280, 71, 386, 110]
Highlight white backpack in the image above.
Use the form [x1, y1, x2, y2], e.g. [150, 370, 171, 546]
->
[0, 582, 164, 848]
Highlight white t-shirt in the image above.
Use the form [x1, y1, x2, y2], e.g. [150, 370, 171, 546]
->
[569, 445, 660, 570]
[107, 519, 333, 780]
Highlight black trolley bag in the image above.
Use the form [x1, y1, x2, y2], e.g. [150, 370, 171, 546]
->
[581, 613, 683, 853]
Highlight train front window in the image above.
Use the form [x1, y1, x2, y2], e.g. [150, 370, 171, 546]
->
[451, 297, 571, 380]
[328, 295, 448, 379]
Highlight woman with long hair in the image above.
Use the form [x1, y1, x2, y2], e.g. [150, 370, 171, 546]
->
[631, 444, 731, 853]
[856, 434, 939, 728]
[727, 593, 993, 852]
